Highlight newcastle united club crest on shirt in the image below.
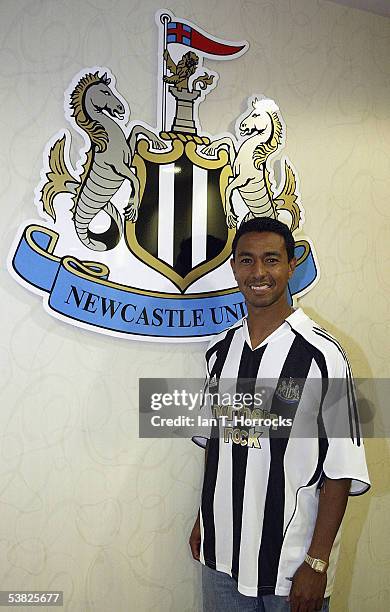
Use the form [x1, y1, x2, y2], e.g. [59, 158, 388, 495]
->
[8, 9, 319, 342]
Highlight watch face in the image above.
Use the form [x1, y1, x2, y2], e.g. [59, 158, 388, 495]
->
[304, 554, 328, 573]
[313, 560, 326, 573]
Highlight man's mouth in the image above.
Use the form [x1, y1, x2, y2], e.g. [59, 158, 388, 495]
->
[248, 282, 273, 294]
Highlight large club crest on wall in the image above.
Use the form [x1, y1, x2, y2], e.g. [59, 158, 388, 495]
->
[8, 9, 318, 341]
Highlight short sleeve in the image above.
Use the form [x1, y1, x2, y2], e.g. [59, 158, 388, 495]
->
[192, 339, 218, 448]
[321, 351, 370, 496]
[191, 348, 214, 449]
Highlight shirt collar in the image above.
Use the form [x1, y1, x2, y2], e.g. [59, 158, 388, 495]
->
[242, 307, 305, 350]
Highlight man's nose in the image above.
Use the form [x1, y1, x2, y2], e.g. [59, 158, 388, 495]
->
[252, 260, 267, 277]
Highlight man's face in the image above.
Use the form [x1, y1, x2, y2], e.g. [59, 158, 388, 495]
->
[230, 231, 296, 310]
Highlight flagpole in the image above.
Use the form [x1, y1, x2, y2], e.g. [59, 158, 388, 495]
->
[160, 13, 171, 134]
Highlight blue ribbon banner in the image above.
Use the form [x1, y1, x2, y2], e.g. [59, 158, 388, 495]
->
[11, 225, 318, 339]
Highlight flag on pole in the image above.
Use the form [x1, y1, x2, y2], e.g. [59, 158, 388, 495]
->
[166, 21, 247, 57]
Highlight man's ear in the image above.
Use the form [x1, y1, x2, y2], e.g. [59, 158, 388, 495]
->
[288, 257, 297, 278]
[230, 257, 236, 278]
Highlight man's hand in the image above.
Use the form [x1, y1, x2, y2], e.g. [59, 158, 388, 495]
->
[189, 513, 201, 561]
[287, 477, 350, 610]
[288, 562, 327, 612]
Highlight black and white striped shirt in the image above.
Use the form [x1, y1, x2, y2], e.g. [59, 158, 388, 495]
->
[194, 308, 370, 597]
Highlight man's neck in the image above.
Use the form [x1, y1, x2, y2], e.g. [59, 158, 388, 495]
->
[246, 301, 294, 349]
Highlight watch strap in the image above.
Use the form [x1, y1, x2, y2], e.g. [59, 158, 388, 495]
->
[304, 553, 328, 573]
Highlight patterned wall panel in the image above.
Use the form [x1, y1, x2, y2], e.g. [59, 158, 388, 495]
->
[0, 0, 389, 610]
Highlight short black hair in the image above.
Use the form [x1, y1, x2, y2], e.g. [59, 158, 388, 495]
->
[231, 217, 295, 261]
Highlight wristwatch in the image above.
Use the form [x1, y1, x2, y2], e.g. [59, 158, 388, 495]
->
[304, 553, 328, 573]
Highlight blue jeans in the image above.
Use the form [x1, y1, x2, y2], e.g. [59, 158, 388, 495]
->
[202, 564, 330, 612]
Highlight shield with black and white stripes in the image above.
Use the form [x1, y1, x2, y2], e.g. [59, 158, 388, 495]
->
[126, 137, 235, 292]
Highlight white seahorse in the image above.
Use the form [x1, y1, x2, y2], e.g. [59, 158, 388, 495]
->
[202, 98, 301, 231]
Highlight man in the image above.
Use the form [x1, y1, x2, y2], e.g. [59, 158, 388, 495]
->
[190, 218, 370, 612]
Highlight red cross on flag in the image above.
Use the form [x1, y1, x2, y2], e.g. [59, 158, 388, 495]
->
[166, 19, 248, 58]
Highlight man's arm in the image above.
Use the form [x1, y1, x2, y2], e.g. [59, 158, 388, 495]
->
[289, 477, 351, 612]
[189, 441, 208, 561]
[189, 510, 201, 561]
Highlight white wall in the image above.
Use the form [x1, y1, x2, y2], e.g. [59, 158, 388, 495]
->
[1, 1, 389, 610]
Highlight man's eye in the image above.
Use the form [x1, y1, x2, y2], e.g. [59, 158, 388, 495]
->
[240, 258, 252, 264]
[266, 258, 278, 264]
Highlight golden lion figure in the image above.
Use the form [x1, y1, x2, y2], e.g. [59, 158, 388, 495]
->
[163, 50, 199, 91]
